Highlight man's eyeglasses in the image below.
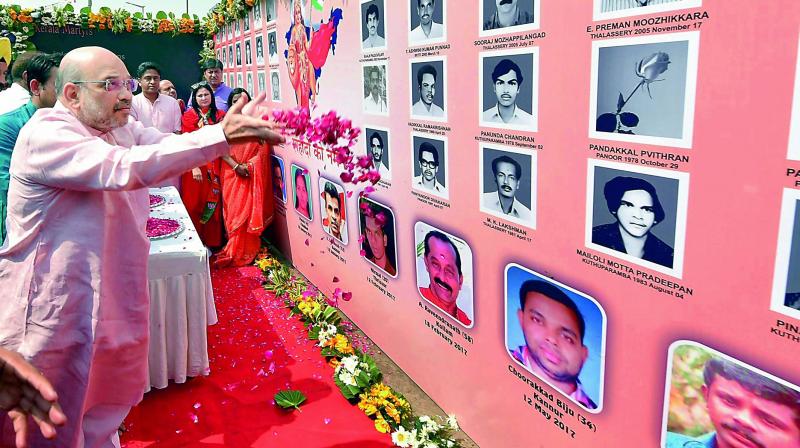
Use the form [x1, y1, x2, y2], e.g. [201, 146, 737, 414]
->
[72, 78, 139, 92]
[419, 159, 437, 169]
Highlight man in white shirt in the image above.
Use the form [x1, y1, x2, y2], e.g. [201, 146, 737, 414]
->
[0, 51, 39, 115]
[131, 62, 183, 189]
[368, 131, 390, 180]
[410, 0, 443, 42]
[362, 3, 386, 49]
[364, 67, 387, 114]
[412, 142, 445, 193]
[411, 64, 444, 117]
[481, 154, 533, 223]
[482, 58, 534, 126]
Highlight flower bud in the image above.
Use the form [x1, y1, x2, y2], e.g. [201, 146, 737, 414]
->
[636, 52, 670, 82]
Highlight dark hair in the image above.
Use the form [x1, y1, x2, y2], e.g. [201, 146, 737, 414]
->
[190, 83, 221, 124]
[423, 230, 461, 276]
[491, 59, 524, 85]
[369, 131, 383, 149]
[518, 280, 586, 343]
[10, 51, 41, 85]
[294, 169, 307, 209]
[136, 61, 162, 79]
[416, 64, 437, 87]
[603, 176, 665, 222]
[227, 87, 250, 109]
[323, 181, 340, 207]
[366, 3, 380, 21]
[704, 357, 800, 428]
[417, 0, 435, 6]
[359, 200, 396, 263]
[491, 155, 522, 180]
[26, 53, 62, 88]
[418, 142, 438, 166]
[201, 59, 223, 71]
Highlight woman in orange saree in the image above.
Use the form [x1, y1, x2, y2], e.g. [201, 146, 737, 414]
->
[214, 88, 275, 267]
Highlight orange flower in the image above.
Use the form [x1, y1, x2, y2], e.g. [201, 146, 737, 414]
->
[156, 18, 175, 33]
[245, 0, 255, 6]
[9, 8, 18, 21]
[124, 17, 133, 32]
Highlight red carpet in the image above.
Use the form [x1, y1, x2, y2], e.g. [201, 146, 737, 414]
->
[121, 266, 393, 448]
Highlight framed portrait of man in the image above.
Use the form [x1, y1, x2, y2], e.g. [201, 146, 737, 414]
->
[246, 72, 254, 94]
[228, 73, 234, 88]
[243, 11, 251, 33]
[409, 57, 447, 122]
[255, 35, 265, 66]
[479, 0, 539, 37]
[270, 69, 282, 102]
[585, 159, 689, 278]
[234, 19, 241, 37]
[245, 40, 253, 66]
[253, 0, 263, 30]
[589, 32, 700, 149]
[318, 177, 348, 245]
[362, 62, 389, 116]
[257, 70, 266, 95]
[789, 34, 800, 161]
[479, 143, 537, 229]
[268, 30, 279, 66]
[365, 126, 391, 183]
[220, 47, 226, 67]
[228, 45, 234, 69]
[505, 263, 607, 413]
[771, 188, 800, 320]
[227, 22, 232, 40]
[236, 73, 243, 89]
[594, 0, 702, 21]
[235, 42, 242, 67]
[266, 0, 277, 24]
[408, 0, 446, 46]
[414, 222, 474, 328]
[291, 164, 313, 221]
[410, 132, 448, 201]
[359, 197, 398, 278]
[361, 0, 388, 52]
[479, 47, 539, 132]
[660, 341, 800, 448]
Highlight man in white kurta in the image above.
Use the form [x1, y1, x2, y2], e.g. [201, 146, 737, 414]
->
[0, 47, 282, 447]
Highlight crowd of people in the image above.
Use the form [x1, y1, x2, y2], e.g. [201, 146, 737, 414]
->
[0, 47, 283, 447]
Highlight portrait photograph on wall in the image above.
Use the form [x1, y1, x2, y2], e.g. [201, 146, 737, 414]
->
[505, 263, 607, 413]
[362, 61, 389, 116]
[265, 0, 277, 23]
[318, 177, 349, 245]
[228, 73, 234, 88]
[361, 0, 388, 52]
[660, 341, 800, 448]
[236, 73, 243, 88]
[255, 35, 265, 66]
[228, 45, 233, 68]
[226, 22, 232, 40]
[235, 42, 242, 67]
[479, 0, 539, 37]
[365, 126, 391, 182]
[253, 0, 263, 30]
[589, 32, 700, 149]
[291, 163, 313, 222]
[410, 57, 447, 122]
[243, 11, 251, 33]
[771, 188, 800, 320]
[479, 143, 537, 229]
[270, 69, 282, 102]
[789, 34, 800, 161]
[359, 197, 398, 278]
[245, 40, 253, 66]
[247, 72, 254, 94]
[585, 159, 690, 278]
[234, 18, 241, 37]
[414, 222, 474, 328]
[271, 155, 286, 204]
[594, 0, 702, 21]
[408, 0, 446, 46]
[268, 30, 279, 66]
[479, 47, 539, 132]
[258, 70, 267, 95]
[411, 132, 449, 200]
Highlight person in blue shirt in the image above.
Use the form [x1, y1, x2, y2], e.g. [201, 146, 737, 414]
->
[188, 59, 233, 112]
[666, 357, 800, 448]
[0, 52, 61, 242]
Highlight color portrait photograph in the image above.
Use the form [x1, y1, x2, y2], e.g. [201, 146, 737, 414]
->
[271, 155, 286, 203]
[359, 197, 398, 277]
[291, 164, 313, 221]
[318, 177, 348, 245]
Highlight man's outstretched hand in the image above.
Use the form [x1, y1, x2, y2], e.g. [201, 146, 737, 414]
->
[221, 92, 286, 146]
[0, 347, 66, 447]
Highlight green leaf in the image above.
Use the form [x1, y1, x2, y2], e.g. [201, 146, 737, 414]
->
[274, 390, 306, 411]
[156, 11, 168, 20]
[64, 4, 74, 12]
[80, 6, 91, 15]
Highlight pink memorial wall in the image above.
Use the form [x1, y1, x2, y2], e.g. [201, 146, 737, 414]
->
[216, 1, 800, 445]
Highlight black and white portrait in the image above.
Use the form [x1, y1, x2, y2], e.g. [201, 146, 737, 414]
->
[590, 32, 699, 149]
[594, 0, 702, 21]
[226, 23, 232, 40]
[789, 34, 800, 161]
[243, 11, 250, 33]
[236, 73, 243, 89]
[408, 0, 446, 46]
[234, 18, 241, 37]
[411, 133, 448, 200]
[480, 48, 538, 132]
[410, 57, 447, 122]
[228, 45, 233, 69]
[480, 0, 539, 37]
[771, 189, 800, 320]
[257, 70, 266, 95]
[586, 159, 689, 278]
[479, 143, 537, 229]
[245, 40, 252, 66]
[253, 1, 263, 30]
[270, 70, 282, 102]
[365, 127, 391, 182]
[362, 62, 389, 116]
[235, 42, 242, 67]
[266, 0, 277, 24]
[221, 47, 226, 67]
[228, 73, 234, 88]
[255, 35, 265, 66]
[361, 0, 387, 52]
[247, 72, 254, 94]
[268, 30, 279, 65]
